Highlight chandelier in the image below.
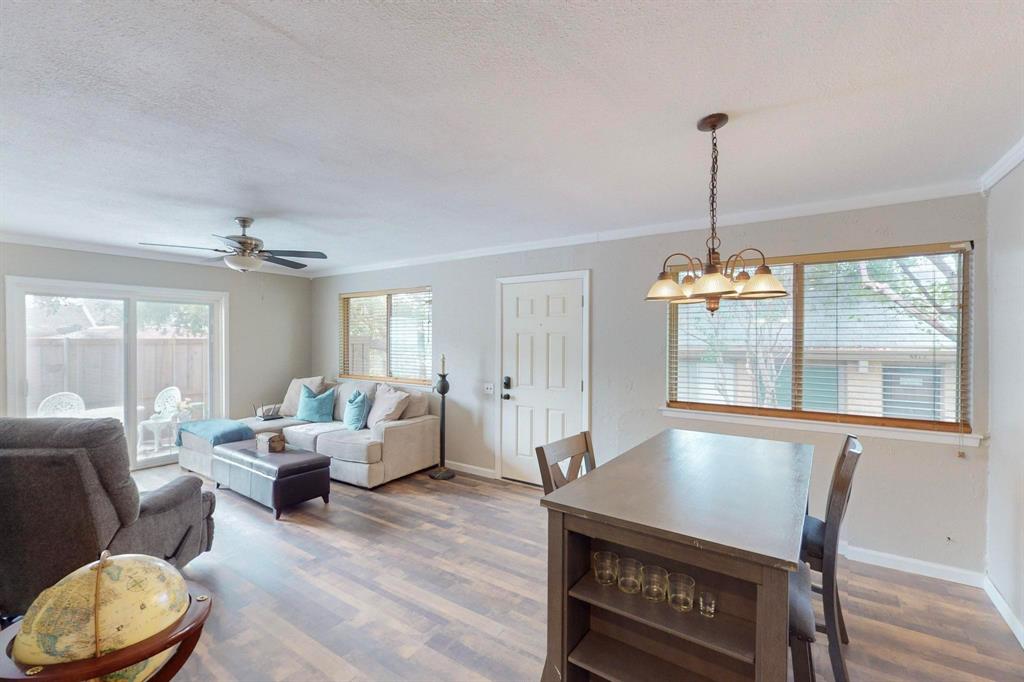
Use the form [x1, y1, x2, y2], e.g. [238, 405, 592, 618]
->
[645, 113, 787, 313]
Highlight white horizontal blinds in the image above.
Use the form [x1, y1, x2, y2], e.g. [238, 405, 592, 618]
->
[389, 289, 432, 381]
[667, 246, 971, 430]
[669, 266, 795, 408]
[801, 251, 967, 425]
[342, 294, 388, 377]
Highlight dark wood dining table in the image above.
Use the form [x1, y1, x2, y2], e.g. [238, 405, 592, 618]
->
[540, 428, 813, 682]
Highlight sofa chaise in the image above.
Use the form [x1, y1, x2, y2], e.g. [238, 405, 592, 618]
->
[179, 377, 439, 489]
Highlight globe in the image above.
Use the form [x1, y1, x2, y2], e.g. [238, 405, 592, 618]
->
[12, 552, 190, 682]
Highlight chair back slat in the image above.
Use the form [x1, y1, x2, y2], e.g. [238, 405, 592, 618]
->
[823, 435, 863, 572]
[535, 432, 596, 494]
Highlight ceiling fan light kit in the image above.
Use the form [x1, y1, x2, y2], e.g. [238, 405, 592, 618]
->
[645, 113, 788, 314]
[139, 217, 328, 272]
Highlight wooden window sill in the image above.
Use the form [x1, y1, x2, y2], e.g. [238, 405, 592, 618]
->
[659, 407, 986, 447]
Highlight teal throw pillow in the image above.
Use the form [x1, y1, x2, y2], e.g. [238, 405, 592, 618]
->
[296, 384, 335, 422]
[343, 390, 371, 430]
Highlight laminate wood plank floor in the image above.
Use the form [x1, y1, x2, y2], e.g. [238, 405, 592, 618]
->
[135, 466, 1023, 682]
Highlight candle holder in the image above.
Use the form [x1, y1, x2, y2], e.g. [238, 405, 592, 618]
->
[429, 372, 454, 480]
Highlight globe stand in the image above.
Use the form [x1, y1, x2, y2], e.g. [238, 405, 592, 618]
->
[0, 583, 212, 681]
[429, 372, 455, 480]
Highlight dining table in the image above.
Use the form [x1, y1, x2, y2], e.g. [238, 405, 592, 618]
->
[540, 428, 814, 682]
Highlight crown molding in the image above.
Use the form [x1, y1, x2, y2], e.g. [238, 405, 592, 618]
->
[0, 231, 315, 279]
[313, 179, 980, 277]
[979, 135, 1024, 191]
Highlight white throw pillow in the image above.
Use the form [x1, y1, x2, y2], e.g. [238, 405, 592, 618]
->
[366, 384, 410, 429]
[333, 380, 379, 420]
[400, 388, 429, 419]
[280, 376, 325, 417]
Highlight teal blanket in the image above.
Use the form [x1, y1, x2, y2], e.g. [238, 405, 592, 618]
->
[176, 419, 254, 446]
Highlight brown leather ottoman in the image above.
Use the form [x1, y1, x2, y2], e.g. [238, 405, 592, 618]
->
[211, 440, 330, 519]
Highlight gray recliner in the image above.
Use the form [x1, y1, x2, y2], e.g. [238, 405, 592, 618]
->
[0, 417, 215, 618]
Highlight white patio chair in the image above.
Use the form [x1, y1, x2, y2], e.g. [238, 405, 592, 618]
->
[137, 386, 183, 453]
[36, 392, 86, 417]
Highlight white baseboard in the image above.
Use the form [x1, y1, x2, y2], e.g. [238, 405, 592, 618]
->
[838, 541, 984, 587]
[983, 576, 1024, 650]
[445, 460, 500, 479]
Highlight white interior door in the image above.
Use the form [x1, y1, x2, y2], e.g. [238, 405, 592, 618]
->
[499, 275, 587, 485]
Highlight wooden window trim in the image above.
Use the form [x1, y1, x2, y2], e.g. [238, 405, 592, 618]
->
[339, 286, 432, 385]
[667, 241, 973, 435]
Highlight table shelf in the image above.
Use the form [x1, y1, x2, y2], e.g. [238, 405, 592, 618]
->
[569, 572, 756, 664]
[568, 631, 715, 682]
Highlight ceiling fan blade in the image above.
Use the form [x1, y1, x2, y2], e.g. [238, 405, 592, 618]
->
[213, 234, 242, 247]
[200, 255, 227, 263]
[139, 242, 231, 253]
[264, 249, 327, 259]
[263, 255, 308, 269]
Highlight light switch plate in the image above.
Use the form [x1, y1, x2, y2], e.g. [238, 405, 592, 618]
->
[483, 383, 495, 394]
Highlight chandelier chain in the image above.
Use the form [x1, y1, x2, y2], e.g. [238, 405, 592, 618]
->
[707, 128, 720, 253]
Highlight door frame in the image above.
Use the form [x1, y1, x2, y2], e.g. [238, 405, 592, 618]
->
[5, 275, 229, 470]
[494, 269, 591, 482]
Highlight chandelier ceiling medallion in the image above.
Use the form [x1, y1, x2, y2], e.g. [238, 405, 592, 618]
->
[645, 113, 787, 313]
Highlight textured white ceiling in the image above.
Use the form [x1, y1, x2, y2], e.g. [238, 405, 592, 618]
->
[1, 0, 1022, 275]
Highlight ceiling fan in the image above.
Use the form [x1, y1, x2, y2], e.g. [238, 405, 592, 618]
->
[139, 217, 327, 272]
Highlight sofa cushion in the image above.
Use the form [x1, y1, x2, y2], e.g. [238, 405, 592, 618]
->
[296, 384, 336, 422]
[237, 416, 310, 435]
[332, 380, 379, 420]
[316, 429, 382, 464]
[280, 376, 325, 416]
[282, 421, 349, 451]
[400, 387, 430, 419]
[366, 384, 409, 429]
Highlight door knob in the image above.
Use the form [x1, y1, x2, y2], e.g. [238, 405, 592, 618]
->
[501, 393, 511, 400]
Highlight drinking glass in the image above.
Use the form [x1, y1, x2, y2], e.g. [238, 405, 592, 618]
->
[617, 558, 642, 594]
[699, 590, 717, 618]
[592, 551, 619, 586]
[667, 573, 696, 612]
[641, 565, 668, 601]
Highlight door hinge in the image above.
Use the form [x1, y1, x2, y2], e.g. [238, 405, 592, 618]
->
[581, 380, 584, 392]
[581, 295, 584, 307]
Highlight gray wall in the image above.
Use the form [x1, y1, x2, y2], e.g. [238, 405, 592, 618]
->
[0, 243, 312, 418]
[985, 162, 1023, 623]
[312, 194, 990, 572]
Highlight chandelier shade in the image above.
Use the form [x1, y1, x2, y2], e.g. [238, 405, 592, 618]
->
[644, 271, 686, 301]
[645, 112, 787, 313]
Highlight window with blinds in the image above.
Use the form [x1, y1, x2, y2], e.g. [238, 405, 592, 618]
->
[667, 243, 972, 432]
[340, 287, 432, 383]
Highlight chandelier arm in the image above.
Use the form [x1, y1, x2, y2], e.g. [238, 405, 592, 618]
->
[723, 253, 748, 278]
[661, 252, 701, 276]
[733, 247, 769, 266]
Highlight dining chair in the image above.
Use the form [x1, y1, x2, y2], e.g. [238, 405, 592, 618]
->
[534, 431, 596, 495]
[801, 434, 863, 682]
[789, 561, 817, 682]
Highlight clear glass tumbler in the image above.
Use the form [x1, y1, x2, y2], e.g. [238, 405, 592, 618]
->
[592, 551, 619, 586]
[699, 590, 717, 618]
[617, 558, 642, 594]
[667, 573, 696, 612]
[641, 565, 669, 601]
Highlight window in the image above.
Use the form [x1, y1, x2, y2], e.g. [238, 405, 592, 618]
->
[339, 287, 432, 383]
[667, 243, 972, 433]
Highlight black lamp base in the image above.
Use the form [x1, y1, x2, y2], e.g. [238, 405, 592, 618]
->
[429, 467, 455, 480]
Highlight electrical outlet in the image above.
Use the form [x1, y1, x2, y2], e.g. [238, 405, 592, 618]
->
[483, 383, 495, 395]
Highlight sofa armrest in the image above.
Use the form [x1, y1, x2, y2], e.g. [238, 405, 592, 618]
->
[371, 415, 439, 441]
[139, 475, 203, 515]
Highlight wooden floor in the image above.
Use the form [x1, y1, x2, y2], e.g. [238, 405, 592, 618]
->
[135, 465, 1023, 682]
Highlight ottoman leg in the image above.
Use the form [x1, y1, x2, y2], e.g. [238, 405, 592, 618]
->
[322, 494, 329, 504]
[274, 508, 281, 520]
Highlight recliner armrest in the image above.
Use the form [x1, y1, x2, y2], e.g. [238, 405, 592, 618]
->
[139, 475, 203, 515]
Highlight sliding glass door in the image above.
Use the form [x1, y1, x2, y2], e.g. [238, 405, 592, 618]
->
[6, 277, 227, 470]
[25, 295, 127, 422]
[136, 301, 213, 465]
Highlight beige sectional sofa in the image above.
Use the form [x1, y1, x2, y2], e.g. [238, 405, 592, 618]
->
[179, 378, 439, 489]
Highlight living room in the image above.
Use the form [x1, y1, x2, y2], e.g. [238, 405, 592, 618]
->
[1, 2, 1022, 681]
